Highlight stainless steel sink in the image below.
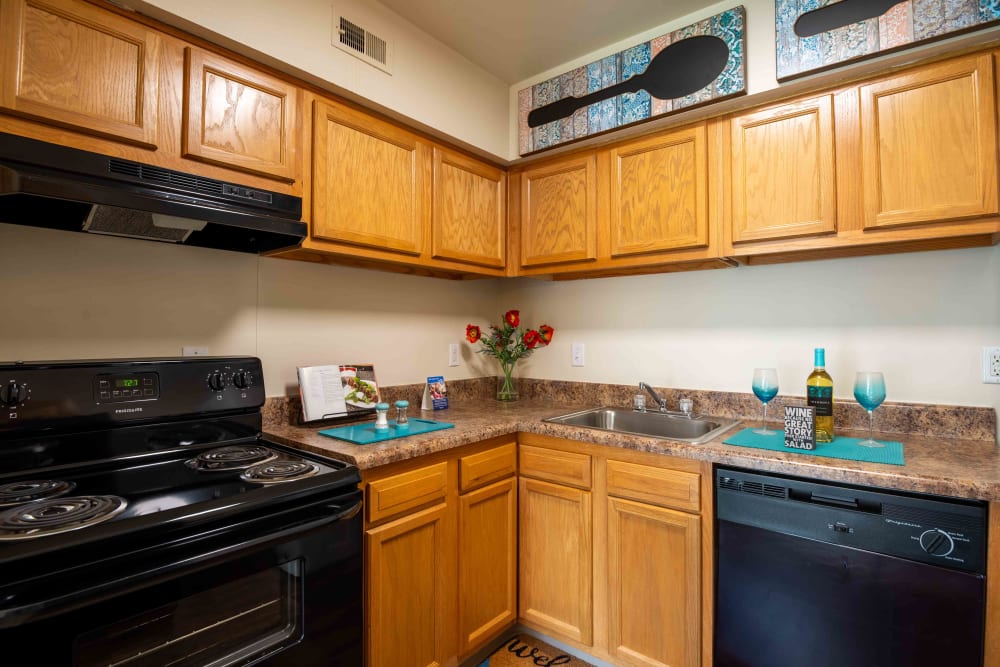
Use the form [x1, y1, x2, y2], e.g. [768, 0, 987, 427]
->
[544, 407, 739, 444]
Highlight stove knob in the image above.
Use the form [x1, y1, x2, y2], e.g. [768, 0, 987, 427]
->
[208, 372, 227, 392]
[232, 371, 252, 389]
[0, 381, 26, 407]
[919, 528, 955, 557]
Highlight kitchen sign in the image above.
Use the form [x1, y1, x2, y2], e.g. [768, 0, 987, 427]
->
[784, 405, 816, 450]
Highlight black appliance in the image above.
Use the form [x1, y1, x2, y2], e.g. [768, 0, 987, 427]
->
[0, 357, 362, 666]
[715, 467, 987, 667]
[0, 132, 305, 253]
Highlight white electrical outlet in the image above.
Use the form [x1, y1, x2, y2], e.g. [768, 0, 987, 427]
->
[571, 342, 585, 367]
[182, 346, 209, 357]
[448, 343, 460, 367]
[984, 347, 1000, 384]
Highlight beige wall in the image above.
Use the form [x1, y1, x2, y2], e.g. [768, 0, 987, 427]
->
[0, 224, 497, 396]
[496, 246, 1000, 417]
[132, 0, 511, 159]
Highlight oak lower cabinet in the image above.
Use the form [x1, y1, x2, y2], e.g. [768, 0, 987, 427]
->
[517, 435, 712, 667]
[362, 439, 517, 667]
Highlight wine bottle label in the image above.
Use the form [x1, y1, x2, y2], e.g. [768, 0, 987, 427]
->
[807, 386, 833, 416]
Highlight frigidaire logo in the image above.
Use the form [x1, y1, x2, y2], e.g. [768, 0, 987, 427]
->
[115, 407, 143, 414]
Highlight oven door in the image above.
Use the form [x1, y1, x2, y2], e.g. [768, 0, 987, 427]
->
[0, 488, 363, 667]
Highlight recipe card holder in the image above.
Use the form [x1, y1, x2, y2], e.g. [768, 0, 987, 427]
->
[297, 363, 381, 424]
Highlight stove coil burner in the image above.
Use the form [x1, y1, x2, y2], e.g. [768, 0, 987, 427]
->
[0, 480, 76, 507]
[186, 445, 278, 471]
[0, 495, 127, 540]
[241, 460, 320, 484]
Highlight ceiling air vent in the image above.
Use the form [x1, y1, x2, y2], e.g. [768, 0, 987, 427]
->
[333, 12, 392, 74]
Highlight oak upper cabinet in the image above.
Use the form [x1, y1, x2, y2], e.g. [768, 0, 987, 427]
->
[432, 147, 506, 269]
[609, 124, 710, 258]
[858, 53, 998, 229]
[366, 503, 452, 667]
[518, 152, 598, 269]
[0, 0, 160, 147]
[311, 99, 428, 255]
[182, 47, 299, 182]
[727, 95, 837, 245]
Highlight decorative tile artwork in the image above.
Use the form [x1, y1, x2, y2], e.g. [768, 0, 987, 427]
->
[776, 0, 1000, 81]
[517, 6, 746, 156]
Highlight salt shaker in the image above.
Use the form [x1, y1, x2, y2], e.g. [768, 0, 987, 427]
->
[374, 402, 390, 430]
[395, 400, 409, 428]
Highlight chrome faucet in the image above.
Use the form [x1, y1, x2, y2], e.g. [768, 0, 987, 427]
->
[638, 382, 668, 413]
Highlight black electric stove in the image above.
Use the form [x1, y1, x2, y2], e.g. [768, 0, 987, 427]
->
[0, 357, 363, 666]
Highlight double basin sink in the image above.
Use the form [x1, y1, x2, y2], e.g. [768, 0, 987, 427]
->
[544, 407, 739, 445]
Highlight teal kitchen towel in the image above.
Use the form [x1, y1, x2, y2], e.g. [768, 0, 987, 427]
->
[723, 428, 904, 465]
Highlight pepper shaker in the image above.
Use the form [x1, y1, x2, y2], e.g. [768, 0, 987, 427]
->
[374, 402, 390, 430]
[395, 400, 409, 428]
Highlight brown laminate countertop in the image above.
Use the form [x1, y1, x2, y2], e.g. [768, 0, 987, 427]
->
[264, 399, 1000, 502]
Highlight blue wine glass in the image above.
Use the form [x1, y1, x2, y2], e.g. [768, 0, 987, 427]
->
[752, 368, 779, 435]
[854, 372, 886, 447]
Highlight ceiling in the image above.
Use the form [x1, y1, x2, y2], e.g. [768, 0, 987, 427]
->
[377, 0, 715, 84]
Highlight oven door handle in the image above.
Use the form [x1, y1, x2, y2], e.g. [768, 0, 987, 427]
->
[0, 496, 363, 628]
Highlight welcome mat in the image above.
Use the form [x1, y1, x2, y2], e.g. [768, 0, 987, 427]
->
[478, 634, 594, 667]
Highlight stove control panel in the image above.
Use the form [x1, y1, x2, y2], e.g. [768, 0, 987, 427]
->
[93, 372, 160, 404]
[0, 357, 266, 432]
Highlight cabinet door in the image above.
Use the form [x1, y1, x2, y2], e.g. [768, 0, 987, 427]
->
[519, 153, 597, 267]
[730, 96, 836, 242]
[610, 124, 709, 256]
[0, 0, 159, 147]
[366, 503, 451, 667]
[518, 477, 593, 645]
[859, 54, 998, 229]
[432, 147, 506, 268]
[607, 497, 701, 667]
[182, 48, 299, 182]
[312, 99, 427, 255]
[458, 477, 517, 656]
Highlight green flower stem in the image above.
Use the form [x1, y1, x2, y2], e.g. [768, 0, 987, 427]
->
[498, 361, 517, 401]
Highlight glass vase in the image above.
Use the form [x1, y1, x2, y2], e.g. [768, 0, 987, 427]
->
[496, 362, 519, 401]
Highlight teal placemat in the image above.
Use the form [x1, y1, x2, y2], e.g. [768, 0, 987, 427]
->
[723, 428, 904, 465]
[319, 418, 454, 445]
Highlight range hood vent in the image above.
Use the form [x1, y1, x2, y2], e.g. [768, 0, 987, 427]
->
[0, 133, 305, 254]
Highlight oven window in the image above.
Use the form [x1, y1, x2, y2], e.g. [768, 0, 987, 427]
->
[74, 559, 302, 667]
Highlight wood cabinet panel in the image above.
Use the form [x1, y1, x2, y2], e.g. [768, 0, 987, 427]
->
[0, 0, 159, 147]
[182, 47, 299, 182]
[432, 146, 506, 268]
[610, 124, 709, 256]
[519, 477, 593, 645]
[366, 503, 451, 667]
[459, 441, 516, 493]
[520, 152, 597, 267]
[458, 477, 517, 656]
[730, 95, 836, 243]
[519, 444, 592, 489]
[606, 459, 700, 513]
[859, 54, 998, 229]
[366, 461, 448, 525]
[311, 99, 426, 255]
[608, 497, 701, 667]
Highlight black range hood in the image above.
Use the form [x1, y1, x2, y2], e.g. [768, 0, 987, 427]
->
[0, 132, 305, 254]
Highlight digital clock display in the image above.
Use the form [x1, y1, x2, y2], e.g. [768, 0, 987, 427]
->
[115, 379, 139, 388]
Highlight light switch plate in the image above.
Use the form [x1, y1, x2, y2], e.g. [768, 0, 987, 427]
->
[448, 343, 460, 367]
[571, 342, 585, 367]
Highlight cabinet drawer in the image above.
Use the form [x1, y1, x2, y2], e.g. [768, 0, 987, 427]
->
[519, 445, 591, 489]
[606, 459, 700, 512]
[460, 442, 517, 493]
[366, 461, 448, 524]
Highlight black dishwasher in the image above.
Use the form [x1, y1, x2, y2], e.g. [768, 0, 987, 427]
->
[715, 467, 987, 667]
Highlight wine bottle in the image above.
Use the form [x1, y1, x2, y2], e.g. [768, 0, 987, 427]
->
[807, 348, 834, 442]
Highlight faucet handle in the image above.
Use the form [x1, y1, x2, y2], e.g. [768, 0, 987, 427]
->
[678, 398, 693, 417]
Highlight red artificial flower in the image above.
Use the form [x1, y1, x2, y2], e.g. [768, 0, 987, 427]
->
[504, 309, 520, 328]
[523, 329, 541, 349]
[465, 324, 481, 343]
[538, 324, 554, 345]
